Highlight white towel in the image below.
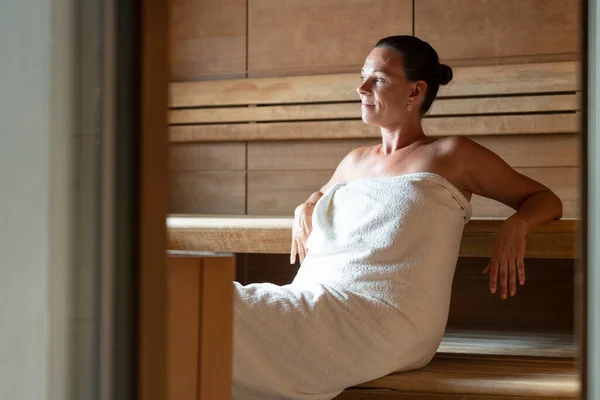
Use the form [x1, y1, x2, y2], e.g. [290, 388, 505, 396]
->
[233, 172, 472, 399]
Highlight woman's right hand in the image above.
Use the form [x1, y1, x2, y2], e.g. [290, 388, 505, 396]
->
[290, 202, 316, 265]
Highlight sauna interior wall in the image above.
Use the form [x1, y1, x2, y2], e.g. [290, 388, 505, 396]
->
[169, 0, 580, 331]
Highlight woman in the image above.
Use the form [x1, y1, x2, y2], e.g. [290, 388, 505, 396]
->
[233, 35, 562, 400]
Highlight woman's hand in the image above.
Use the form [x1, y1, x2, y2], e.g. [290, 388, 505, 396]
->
[290, 202, 316, 265]
[482, 218, 528, 299]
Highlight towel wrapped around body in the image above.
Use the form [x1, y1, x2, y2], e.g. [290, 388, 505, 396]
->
[233, 172, 473, 399]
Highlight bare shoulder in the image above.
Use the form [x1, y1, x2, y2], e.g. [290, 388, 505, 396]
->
[319, 145, 372, 193]
[434, 135, 492, 174]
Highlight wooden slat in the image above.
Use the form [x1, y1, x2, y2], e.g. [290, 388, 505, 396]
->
[166, 216, 578, 259]
[170, 113, 578, 142]
[247, 135, 579, 170]
[168, 62, 578, 107]
[169, 94, 579, 124]
[169, 142, 246, 171]
[167, 257, 200, 400]
[348, 355, 578, 398]
[170, 0, 246, 81]
[439, 330, 575, 358]
[246, 167, 579, 218]
[415, 0, 580, 62]
[198, 256, 235, 400]
[170, 171, 246, 214]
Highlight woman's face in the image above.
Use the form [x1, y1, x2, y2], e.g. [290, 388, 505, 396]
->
[357, 47, 421, 128]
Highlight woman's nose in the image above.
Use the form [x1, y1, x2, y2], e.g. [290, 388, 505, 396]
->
[357, 81, 370, 95]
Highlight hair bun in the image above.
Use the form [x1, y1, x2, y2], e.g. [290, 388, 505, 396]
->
[439, 64, 453, 85]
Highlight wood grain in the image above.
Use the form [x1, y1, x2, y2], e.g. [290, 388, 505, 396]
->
[166, 216, 578, 259]
[246, 167, 579, 218]
[347, 355, 578, 398]
[169, 62, 578, 107]
[169, 142, 246, 171]
[415, 0, 580, 63]
[167, 257, 200, 400]
[198, 256, 235, 400]
[169, 94, 579, 124]
[170, 171, 246, 214]
[170, 113, 579, 142]
[170, 0, 246, 81]
[247, 135, 580, 170]
[247, 0, 412, 74]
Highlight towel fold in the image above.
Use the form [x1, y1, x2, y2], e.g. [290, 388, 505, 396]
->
[233, 172, 472, 399]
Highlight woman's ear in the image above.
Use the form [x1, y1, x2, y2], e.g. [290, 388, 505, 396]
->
[409, 81, 427, 106]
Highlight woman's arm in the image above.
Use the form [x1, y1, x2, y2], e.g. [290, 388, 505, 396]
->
[452, 136, 563, 299]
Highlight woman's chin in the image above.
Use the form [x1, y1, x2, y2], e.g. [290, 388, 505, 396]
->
[361, 114, 379, 126]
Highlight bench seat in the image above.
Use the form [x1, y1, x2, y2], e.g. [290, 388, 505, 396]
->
[167, 215, 578, 259]
[336, 355, 578, 399]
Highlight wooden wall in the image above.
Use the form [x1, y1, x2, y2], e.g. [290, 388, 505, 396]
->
[168, 0, 580, 330]
[170, 0, 579, 80]
[169, 0, 580, 218]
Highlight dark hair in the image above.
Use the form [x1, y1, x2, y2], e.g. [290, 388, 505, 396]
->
[375, 35, 452, 115]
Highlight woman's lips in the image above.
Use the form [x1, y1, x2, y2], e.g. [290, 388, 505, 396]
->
[361, 103, 374, 108]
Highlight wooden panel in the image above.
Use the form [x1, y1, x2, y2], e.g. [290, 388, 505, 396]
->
[415, 0, 580, 62]
[247, 167, 579, 218]
[167, 257, 200, 400]
[247, 135, 579, 170]
[170, 171, 246, 214]
[169, 62, 578, 107]
[247, 170, 333, 215]
[198, 256, 235, 400]
[166, 216, 578, 259]
[169, 94, 579, 124]
[169, 142, 246, 171]
[247, 0, 412, 75]
[170, 113, 579, 142]
[246, 253, 301, 285]
[349, 355, 578, 398]
[447, 258, 574, 330]
[170, 0, 246, 81]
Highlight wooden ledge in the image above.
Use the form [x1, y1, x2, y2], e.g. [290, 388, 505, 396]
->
[338, 355, 579, 399]
[167, 216, 578, 259]
[438, 329, 576, 358]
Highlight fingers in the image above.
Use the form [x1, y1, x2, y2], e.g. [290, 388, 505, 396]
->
[489, 261, 499, 295]
[499, 261, 508, 300]
[509, 260, 517, 297]
[297, 240, 307, 264]
[290, 241, 297, 264]
[517, 258, 526, 285]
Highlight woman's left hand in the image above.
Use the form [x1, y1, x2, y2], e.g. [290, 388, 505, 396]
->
[482, 218, 528, 299]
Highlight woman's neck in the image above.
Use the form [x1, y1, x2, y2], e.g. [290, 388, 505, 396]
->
[379, 120, 427, 154]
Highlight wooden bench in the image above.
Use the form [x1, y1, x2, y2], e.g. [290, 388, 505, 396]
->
[167, 215, 578, 259]
[166, 61, 581, 398]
